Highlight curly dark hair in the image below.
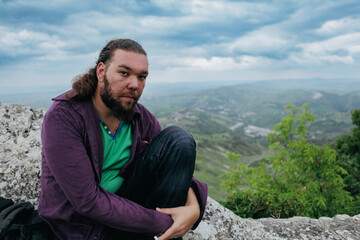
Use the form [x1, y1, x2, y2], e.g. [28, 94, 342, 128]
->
[69, 39, 147, 101]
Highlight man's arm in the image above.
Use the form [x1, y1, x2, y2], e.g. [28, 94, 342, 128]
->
[190, 177, 208, 229]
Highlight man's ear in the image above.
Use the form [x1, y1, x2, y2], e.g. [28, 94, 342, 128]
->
[97, 62, 105, 82]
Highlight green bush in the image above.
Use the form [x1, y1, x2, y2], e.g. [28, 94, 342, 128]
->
[335, 109, 360, 198]
[221, 104, 354, 218]
[334, 109, 360, 214]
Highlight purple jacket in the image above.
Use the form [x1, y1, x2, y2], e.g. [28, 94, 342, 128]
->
[38, 91, 207, 240]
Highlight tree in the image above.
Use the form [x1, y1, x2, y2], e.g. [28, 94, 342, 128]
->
[221, 104, 353, 218]
[335, 109, 360, 213]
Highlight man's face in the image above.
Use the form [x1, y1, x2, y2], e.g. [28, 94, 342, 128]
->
[99, 49, 148, 121]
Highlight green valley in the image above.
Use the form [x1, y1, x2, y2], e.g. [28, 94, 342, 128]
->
[140, 79, 360, 201]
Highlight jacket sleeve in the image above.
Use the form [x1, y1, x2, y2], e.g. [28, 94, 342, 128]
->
[190, 177, 207, 230]
[41, 106, 173, 235]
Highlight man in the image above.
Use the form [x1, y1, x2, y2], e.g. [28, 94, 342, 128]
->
[38, 39, 207, 240]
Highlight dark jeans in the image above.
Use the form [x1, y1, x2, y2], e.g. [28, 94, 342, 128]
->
[101, 126, 196, 240]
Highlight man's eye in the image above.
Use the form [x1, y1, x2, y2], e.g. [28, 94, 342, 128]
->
[139, 75, 147, 81]
[120, 71, 128, 76]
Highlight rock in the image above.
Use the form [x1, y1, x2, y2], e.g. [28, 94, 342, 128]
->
[1, 102, 360, 240]
[185, 197, 360, 239]
[0, 103, 46, 206]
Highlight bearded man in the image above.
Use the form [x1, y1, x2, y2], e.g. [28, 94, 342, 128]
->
[38, 39, 207, 240]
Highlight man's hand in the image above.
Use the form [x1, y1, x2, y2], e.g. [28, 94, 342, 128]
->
[156, 188, 200, 240]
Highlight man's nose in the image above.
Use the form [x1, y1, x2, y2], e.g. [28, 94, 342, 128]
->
[127, 76, 139, 90]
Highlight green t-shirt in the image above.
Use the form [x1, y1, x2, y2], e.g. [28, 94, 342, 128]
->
[99, 118, 133, 193]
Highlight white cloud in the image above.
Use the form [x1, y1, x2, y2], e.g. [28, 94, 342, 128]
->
[1, 0, 74, 8]
[0, 26, 67, 58]
[63, 11, 167, 43]
[185, 0, 260, 18]
[162, 55, 271, 70]
[293, 32, 360, 65]
[317, 17, 360, 35]
[229, 28, 289, 54]
[150, 0, 278, 22]
[34, 50, 98, 62]
[291, 54, 354, 65]
[138, 15, 208, 35]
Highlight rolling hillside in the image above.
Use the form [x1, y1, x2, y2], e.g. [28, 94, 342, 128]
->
[141, 80, 360, 200]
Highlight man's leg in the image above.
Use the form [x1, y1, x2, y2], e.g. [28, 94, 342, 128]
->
[102, 126, 196, 239]
[121, 125, 196, 209]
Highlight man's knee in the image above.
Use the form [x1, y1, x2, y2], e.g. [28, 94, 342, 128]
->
[161, 126, 196, 149]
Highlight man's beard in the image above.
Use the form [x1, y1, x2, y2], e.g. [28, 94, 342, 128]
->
[100, 75, 137, 122]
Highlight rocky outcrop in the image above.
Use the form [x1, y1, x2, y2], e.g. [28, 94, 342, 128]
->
[0, 103, 45, 206]
[185, 198, 360, 240]
[1, 102, 360, 240]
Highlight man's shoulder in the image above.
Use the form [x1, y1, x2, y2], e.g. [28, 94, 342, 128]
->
[134, 103, 158, 123]
[49, 90, 92, 112]
[46, 90, 90, 120]
[134, 102, 150, 113]
[134, 103, 157, 121]
[52, 90, 73, 102]
[133, 103, 161, 135]
[45, 100, 78, 122]
[47, 91, 74, 113]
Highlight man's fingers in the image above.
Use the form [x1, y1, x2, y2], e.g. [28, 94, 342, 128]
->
[156, 207, 180, 239]
[156, 207, 176, 215]
[155, 206, 192, 239]
[157, 226, 177, 240]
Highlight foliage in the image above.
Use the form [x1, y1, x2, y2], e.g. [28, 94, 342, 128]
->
[334, 109, 360, 213]
[221, 104, 354, 218]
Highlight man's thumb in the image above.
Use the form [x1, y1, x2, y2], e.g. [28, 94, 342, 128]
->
[156, 207, 172, 214]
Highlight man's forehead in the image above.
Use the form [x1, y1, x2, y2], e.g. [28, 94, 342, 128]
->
[112, 49, 148, 62]
[109, 49, 148, 71]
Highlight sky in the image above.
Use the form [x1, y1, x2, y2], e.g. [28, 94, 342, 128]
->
[0, 0, 360, 92]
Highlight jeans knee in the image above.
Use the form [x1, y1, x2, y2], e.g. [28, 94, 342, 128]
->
[162, 126, 196, 148]
[150, 126, 196, 180]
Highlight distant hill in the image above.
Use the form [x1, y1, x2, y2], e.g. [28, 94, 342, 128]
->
[231, 78, 360, 95]
[144, 83, 359, 141]
[0, 85, 69, 109]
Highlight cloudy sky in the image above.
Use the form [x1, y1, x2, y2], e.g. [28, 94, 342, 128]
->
[1, 0, 360, 91]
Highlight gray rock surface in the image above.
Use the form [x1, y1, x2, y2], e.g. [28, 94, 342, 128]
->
[185, 198, 360, 240]
[1, 102, 360, 240]
[0, 103, 45, 206]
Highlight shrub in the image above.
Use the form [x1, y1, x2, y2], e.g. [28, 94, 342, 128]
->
[221, 104, 354, 218]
